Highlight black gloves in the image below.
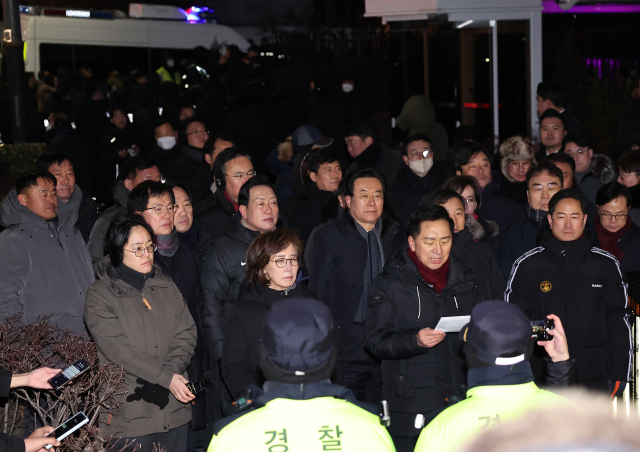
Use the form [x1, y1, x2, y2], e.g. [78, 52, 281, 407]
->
[126, 378, 170, 409]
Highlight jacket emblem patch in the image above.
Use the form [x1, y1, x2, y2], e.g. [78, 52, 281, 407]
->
[592, 284, 602, 288]
[540, 281, 552, 292]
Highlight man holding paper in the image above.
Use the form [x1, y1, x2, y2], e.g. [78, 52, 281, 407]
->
[365, 205, 480, 452]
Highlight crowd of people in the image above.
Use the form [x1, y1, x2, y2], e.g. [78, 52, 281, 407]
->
[0, 51, 639, 452]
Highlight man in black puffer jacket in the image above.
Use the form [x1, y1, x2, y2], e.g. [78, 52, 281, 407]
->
[505, 189, 632, 395]
[201, 177, 280, 421]
[365, 205, 480, 452]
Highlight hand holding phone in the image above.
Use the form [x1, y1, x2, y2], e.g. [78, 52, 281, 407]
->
[44, 412, 89, 450]
[24, 426, 60, 452]
[47, 359, 91, 390]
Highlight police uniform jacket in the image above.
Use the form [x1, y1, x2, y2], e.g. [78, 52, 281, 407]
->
[365, 249, 480, 437]
[505, 234, 632, 389]
[209, 381, 395, 452]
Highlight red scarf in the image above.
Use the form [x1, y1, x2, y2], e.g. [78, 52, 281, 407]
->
[223, 190, 239, 212]
[594, 216, 632, 262]
[407, 248, 450, 293]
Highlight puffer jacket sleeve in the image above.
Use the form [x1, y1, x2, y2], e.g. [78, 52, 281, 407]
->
[0, 234, 27, 324]
[162, 282, 197, 375]
[201, 243, 230, 362]
[87, 215, 110, 264]
[365, 275, 428, 360]
[546, 358, 578, 387]
[503, 254, 533, 317]
[84, 285, 176, 388]
[604, 260, 633, 382]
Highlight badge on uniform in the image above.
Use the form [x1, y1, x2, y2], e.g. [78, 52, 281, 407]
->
[540, 281, 552, 292]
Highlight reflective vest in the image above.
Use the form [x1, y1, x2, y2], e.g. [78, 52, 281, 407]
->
[156, 66, 182, 84]
[209, 397, 396, 452]
[415, 382, 568, 452]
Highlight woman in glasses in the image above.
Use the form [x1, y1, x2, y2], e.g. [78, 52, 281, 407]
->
[221, 227, 317, 399]
[127, 180, 210, 436]
[84, 214, 196, 452]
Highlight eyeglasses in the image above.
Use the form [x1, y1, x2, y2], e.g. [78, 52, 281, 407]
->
[186, 129, 209, 136]
[407, 150, 430, 160]
[145, 204, 176, 215]
[565, 148, 586, 156]
[600, 212, 628, 221]
[352, 193, 384, 202]
[124, 244, 158, 257]
[271, 257, 300, 268]
[225, 170, 257, 179]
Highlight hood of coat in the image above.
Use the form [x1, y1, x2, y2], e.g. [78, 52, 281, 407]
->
[591, 153, 617, 185]
[465, 215, 485, 241]
[396, 95, 436, 132]
[95, 255, 169, 296]
[0, 187, 55, 230]
[112, 180, 130, 209]
[56, 184, 83, 223]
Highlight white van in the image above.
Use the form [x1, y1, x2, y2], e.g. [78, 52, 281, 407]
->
[19, 4, 251, 75]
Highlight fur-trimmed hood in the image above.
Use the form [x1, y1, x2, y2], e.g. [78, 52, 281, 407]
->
[589, 153, 616, 185]
[466, 215, 499, 241]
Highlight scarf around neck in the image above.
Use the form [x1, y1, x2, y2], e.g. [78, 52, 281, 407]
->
[407, 248, 450, 293]
[353, 218, 384, 324]
[156, 227, 179, 257]
[594, 216, 631, 262]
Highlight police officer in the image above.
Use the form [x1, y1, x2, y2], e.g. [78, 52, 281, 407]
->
[415, 301, 572, 452]
[208, 298, 395, 452]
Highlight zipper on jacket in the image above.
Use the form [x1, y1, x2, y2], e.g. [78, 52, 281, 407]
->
[416, 286, 421, 321]
[454, 296, 459, 312]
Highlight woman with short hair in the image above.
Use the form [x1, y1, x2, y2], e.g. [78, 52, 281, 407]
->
[221, 227, 317, 399]
[84, 214, 196, 452]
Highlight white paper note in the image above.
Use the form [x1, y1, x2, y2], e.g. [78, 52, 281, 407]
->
[434, 315, 471, 333]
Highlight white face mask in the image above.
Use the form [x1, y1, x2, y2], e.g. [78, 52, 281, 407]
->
[408, 158, 433, 177]
[342, 83, 354, 93]
[157, 135, 177, 150]
[166, 59, 175, 68]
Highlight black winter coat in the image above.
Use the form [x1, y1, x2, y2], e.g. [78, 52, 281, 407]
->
[452, 227, 505, 301]
[365, 250, 480, 436]
[194, 187, 236, 241]
[154, 243, 208, 430]
[201, 215, 261, 362]
[345, 141, 403, 188]
[281, 183, 335, 243]
[390, 162, 446, 227]
[498, 214, 542, 279]
[477, 171, 525, 235]
[167, 145, 212, 205]
[221, 279, 317, 399]
[149, 142, 183, 179]
[505, 235, 632, 389]
[305, 213, 406, 361]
